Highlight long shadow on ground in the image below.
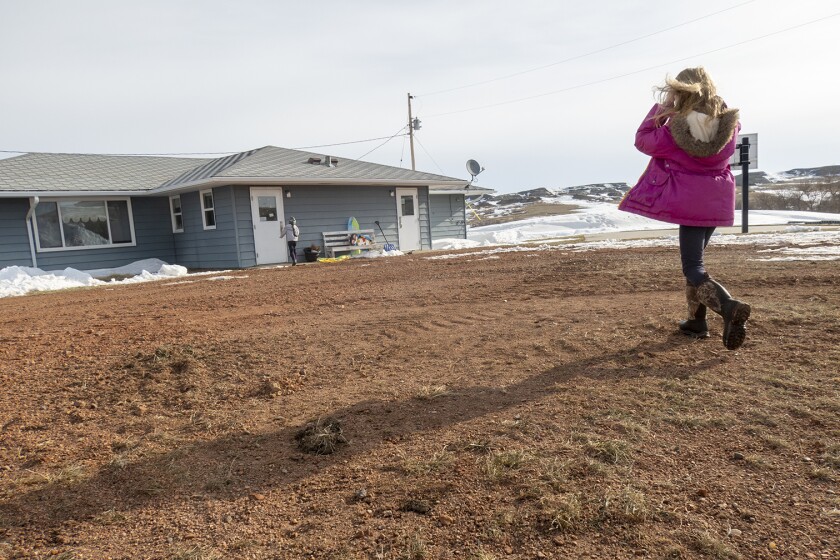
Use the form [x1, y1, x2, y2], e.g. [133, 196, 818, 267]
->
[1, 336, 725, 531]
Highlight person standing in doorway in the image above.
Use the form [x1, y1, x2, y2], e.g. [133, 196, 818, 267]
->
[619, 67, 751, 350]
[281, 217, 300, 266]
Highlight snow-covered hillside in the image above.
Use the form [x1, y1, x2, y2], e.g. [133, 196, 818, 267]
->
[470, 165, 840, 225]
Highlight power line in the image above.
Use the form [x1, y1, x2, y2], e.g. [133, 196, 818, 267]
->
[417, 0, 756, 97]
[294, 135, 409, 150]
[425, 11, 840, 118]
[0, 133, 411, 158]
[356, 126, 409, 160]
[413, 134, 446, 175]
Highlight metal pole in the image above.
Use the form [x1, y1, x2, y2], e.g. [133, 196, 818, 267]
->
[740, 137, 750, 233]
[407, 92, 416, 171]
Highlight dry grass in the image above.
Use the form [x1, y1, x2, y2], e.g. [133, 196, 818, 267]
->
[92, 509, 129, 526]
[536, 457, 569, 490]
[169, 547, 223, 560]
[808, 467, 836, 482]
[399, 533, 427, 560]
[820, 443, 840, 469]
[415, 385, 452, 400]
[690, 531, 741, 559]
[17, 463, 87, 487]
[294, 416, 348, 455]
[743, 454, 773, 471]
[464, 440, 495, 454]
[401, 451, 453, 476]
[759, 434, 789, 450]
[599, 485, 649, 523]
[483, 450, 529, 482]
[541, 493, 583, 531]
[665, 411, 734, 430]
[583, 437, 632, 465]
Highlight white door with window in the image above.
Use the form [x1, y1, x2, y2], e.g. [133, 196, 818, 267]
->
[395, 188, 421, 251]
[250, 187, 288, 264]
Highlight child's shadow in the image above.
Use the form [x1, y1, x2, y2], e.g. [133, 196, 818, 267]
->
[1, 336, 724, 531]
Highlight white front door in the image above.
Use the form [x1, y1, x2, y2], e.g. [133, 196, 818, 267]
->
[250, 187, 288, 265]
[395, 188, 421, 251]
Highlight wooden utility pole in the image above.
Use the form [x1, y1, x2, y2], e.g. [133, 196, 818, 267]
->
[407, 92, 416, 170]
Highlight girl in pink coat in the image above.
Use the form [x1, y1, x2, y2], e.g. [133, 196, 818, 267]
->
[619, 67, 751, 350]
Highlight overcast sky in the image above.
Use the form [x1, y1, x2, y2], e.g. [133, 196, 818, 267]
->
[1, 0, 838, 193]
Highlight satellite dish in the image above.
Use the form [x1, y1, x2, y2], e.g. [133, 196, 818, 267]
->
[466, 159, 485, 183]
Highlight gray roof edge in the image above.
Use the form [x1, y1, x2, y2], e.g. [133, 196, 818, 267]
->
[152, 176, 469, 194]
[431, 186, 495, 195]
[0, 190, 150, 198]
[0, 179, 472, 198]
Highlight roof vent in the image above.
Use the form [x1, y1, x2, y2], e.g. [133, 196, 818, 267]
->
[307, 156, 338, 166]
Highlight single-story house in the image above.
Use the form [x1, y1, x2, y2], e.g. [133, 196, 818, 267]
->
[0, 146, 492, 271]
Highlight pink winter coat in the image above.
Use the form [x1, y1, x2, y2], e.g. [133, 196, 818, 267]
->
[618, 103, 740, 227]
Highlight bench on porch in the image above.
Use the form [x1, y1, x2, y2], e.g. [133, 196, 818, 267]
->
[321, 229, 382, 258]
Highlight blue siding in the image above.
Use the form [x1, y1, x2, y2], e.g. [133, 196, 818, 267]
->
[0, 199, 35, 268]
[278, 185, 428, 253]
[4, 197, 176, 272]
[234, 187, 256, 268]
[172, 186, 242, 269]
[430, 194, 467, 240]
[419, 187, 430, 250]
[2, 184, 453, 272]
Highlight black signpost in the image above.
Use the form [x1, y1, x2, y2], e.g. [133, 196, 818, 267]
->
[731, 134, 757, 234]
[739, 137, 750, 233]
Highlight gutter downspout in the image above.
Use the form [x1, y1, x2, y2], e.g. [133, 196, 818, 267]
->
[25, 197, 40, 268]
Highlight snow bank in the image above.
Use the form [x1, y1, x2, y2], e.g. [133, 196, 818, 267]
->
[0, 258, 189, 298]
[429, 230, 840, 262]
[359, 249, 405, 258]
[454, 200, 840, 251]
[0, 266, 104, 297]
[83, 258, 187, 279]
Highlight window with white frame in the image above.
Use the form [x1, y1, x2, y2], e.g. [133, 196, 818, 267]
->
[200, 189, 216, 230]
[33, 198, 136, 251]
[170, 195, 184, 233]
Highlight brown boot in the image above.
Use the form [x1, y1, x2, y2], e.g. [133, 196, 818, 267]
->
[679, 282, 709, 338]
[696, 277, 751, 350]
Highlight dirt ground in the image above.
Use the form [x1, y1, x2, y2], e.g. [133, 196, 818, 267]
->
[1, 237, 838, 560]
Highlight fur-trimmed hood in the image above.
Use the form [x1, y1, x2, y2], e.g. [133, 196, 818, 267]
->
[669, 108, 739, 158]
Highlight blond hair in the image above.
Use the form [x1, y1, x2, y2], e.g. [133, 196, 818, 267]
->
[653, 67, 726, 126]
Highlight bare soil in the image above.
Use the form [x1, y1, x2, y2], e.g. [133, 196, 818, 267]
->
[469, 202, 580, 227]
[1, 240, 838, 559]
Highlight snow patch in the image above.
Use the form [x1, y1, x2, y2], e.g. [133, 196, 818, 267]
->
[0, 259, 190, 298]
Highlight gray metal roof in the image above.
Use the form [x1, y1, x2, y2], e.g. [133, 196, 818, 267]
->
[158, 149, 258, 189]
[0, 153, 211, 193]
[430, 185, 495, 196]
[216, 146, 463, 184]
[0, 146, 467, 196]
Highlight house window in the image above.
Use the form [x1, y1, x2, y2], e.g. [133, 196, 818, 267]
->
[201, 189, 216, 230]
[170, 195, 184, 233]
[33, 198, 136, 251]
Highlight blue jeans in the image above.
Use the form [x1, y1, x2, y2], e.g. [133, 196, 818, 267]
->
[288, 241, 297, 264]
[679, 226, 715, 286]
